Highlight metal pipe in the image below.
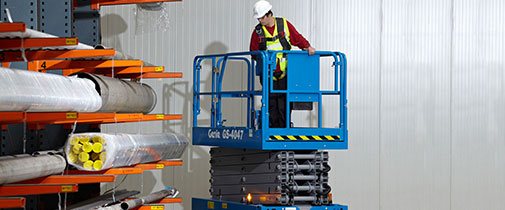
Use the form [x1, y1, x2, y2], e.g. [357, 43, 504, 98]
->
[277, 153, 327, 160]
[278, 174, 320, 182]
[76, 73, 156, 113]
[98, 189, 177, 210]
[0, 151, 66, 184]
[67, 190, 139, 210]
[292, 196, 317, 202]
[293, 154, 316, 159]
[277, 163, 329, 172]
[120, 189, 176, 209]
[288, 183, 330, 194]
[292, 175, 319, 180]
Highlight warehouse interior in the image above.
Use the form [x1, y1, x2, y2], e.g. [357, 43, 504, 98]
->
[0, 0, 504, 210]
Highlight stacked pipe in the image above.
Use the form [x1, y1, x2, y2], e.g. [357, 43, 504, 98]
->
[209, 148, 331, 206]
[65, 133, 188, 171]
[0, 68, 157, 113]
[0, 67, 102, 112]
[0, 151, 66, 184]
[75, 73, 156, 113]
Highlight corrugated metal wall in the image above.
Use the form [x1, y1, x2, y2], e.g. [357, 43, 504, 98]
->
[100, 0, 505, 209]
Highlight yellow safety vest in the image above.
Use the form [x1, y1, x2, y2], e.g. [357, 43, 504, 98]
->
[256, 17, 292, 80]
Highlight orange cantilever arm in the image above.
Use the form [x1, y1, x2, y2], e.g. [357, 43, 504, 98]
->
[62, 66, 164, 76]
[0, 197, 26, 208]
[0, 49, 116, 62]
[0, 38, 78, 50]
[0, 112, 183, 125]
[141, 114, 183, 122]
[159, 197, 183, 204]
[158, 159, 183, 166]
[0, 22, 26, 33]
[135, 205, 165, 210]
[0, 184, 78, 196]
[0, 112, 25, 124]
[133, 160, 183, 170]
[90, 0, 181, 10]
[27, 59, 143, 71]
[17, 175, 115, 185]
[66, 167, 144, 175]
[24, 112, 115, 124]
[132, 72, 183, 79]
[135, 163, 165, 170]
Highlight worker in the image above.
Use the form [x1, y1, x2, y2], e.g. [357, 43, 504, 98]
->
[250, 0, 315, 128]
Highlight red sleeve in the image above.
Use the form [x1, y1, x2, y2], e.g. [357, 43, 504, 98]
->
[286, 20, 311, 49]
[250, 30, 259, 51]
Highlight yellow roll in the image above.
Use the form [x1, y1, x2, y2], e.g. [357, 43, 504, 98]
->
[78, 152, 90, 162]
[72, 143, 82, 154]
[93, 160, 103, 170]
[83, 160, 94, 170]
[68, 153, 77, 163]
[92, 143, 103, 153]
[70, 136, 80, 145]
[82, 142, 93, 153]
[99, 152, 106, 161]
[79, 135, 91, 144]
[91, 135, 104, 143]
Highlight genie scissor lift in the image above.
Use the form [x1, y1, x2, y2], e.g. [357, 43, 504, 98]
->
[192, 50, 348, 210]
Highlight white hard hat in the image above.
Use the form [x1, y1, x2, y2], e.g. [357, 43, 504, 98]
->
[253, 0, 272, 19]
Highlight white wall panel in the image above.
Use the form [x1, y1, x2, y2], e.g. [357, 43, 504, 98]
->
[313, 1, 381, 210]
[100, 0, 505, 209]
[451, 0, 505, 210]
[380, 0, 452, 209]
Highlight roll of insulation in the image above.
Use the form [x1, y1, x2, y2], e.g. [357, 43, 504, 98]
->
[65, 133, 188, 171]
[0, 67, 102, 112]
[0, 151, 67, 184]
[76, 73, 156, 113]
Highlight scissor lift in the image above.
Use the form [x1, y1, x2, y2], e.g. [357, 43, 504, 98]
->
[192, 50, 348, 210]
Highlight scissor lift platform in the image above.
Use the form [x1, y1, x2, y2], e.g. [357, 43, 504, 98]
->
[192, 50, 348, 209]
[192, 51, 348, 150]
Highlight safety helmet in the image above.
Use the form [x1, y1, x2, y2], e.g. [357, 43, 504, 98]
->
[253, 0, 272, 19]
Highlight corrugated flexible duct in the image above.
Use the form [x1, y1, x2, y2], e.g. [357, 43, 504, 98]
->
[76, 73, 156, 113]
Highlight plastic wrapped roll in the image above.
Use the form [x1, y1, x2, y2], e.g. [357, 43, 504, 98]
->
[0, 151, 66, 184]
[65, 133, 188, 171]
[0, 67, 102, 112]
[76, 73, 157, 113]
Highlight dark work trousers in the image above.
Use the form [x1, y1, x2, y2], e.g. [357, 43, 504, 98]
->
[255, 58, 292, 128]
[269, 77, 292, 128]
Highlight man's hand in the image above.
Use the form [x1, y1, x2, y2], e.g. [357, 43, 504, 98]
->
[306, 46, 316, 55]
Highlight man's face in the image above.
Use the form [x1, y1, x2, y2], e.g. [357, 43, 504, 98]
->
[257, 14, 270, 26]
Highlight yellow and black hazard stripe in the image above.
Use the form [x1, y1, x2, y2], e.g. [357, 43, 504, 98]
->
[269, 135, 342, 141]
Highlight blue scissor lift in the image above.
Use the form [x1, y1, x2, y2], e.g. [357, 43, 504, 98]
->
[192, 50, 348, 210]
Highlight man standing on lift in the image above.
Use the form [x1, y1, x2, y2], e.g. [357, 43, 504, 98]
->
[250, 0, 315, 128]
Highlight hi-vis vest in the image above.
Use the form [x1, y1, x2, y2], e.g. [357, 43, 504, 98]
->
[255, 17, 292, 80]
